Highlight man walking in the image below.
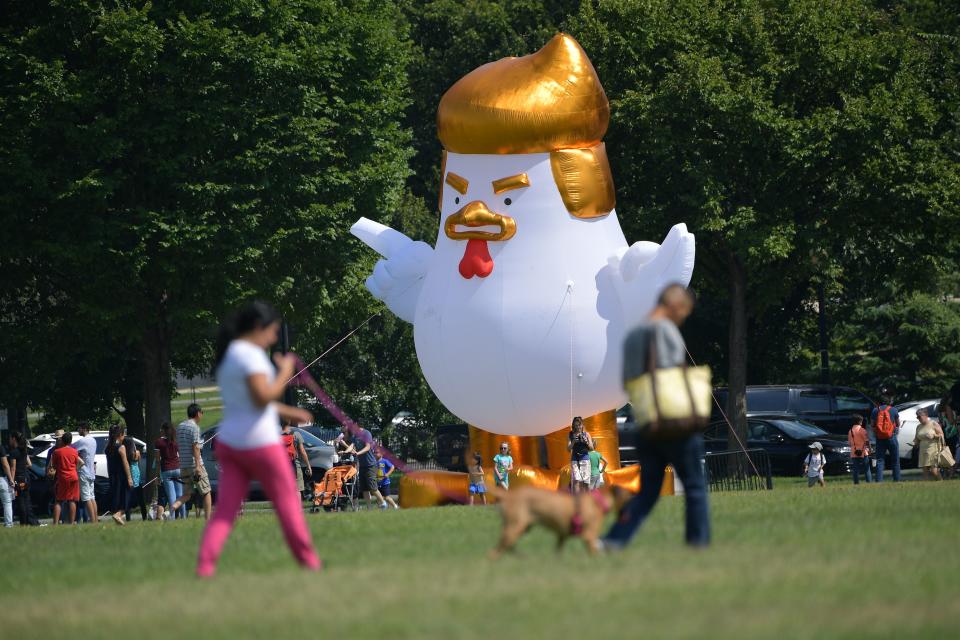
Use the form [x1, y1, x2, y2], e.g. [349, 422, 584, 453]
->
[349, 425, 387, 510]
[603, 284, 710, 550]
[168, 404, 212, 519]
[72, 423, 99, 523]
[871, 394, 901, 482]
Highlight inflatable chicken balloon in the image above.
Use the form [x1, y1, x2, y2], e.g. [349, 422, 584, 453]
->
[351, 34, 694, 437]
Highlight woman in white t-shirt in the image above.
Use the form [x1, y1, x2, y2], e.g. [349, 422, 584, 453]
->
[196, 301, 320, 578]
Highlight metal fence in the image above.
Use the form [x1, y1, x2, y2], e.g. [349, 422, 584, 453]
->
[703, 448, 773, 492]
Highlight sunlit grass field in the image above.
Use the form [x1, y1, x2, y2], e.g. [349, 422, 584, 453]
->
[3, 480, 957, 639]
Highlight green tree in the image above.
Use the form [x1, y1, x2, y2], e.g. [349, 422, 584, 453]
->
[0, 1, 413, 482]
[572, 0, 959, 442]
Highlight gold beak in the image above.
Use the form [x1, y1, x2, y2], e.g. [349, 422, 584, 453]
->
[444, 201, 517, 241]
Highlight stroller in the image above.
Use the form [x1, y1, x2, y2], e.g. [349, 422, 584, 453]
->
[311, 464, 358, 512]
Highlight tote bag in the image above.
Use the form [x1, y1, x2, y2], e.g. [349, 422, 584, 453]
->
[624, 333, 712, 439]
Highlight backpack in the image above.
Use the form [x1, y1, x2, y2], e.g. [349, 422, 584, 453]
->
[875, 406, 895, 439]
[282, 432, 297, 461]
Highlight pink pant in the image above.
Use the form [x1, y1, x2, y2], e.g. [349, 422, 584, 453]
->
[197, 441, 320, 577]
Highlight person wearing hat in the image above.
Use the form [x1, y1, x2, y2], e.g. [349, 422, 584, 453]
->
[803, 442, 826, 487]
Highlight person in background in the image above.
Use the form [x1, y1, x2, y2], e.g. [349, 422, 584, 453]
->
[45, 429, 64, 519]
[603, 285, 710, 550]
[196, 300, 320, 577]
[493, 443, 513, 490]
[353, 426, 388, 510]
[375, 449, 399, 509]
[336, 431, 357, 467]
[871, 393, 901, 482]
[913, 407, 945, 481]
[588, 447, 608, 490]
[155, 422, 184, 520]
[7, 432, 38, 526]
[124, 436, 147, 521]
[804, 442, 826, 487]
[50, 431, 83, 525]
[1, 439, 15, 528]
[168, 404, 212, 520]
[847, 415, 872, 485]
[938, 396, 958, 479]
[567, 416, 595, 494]
[467, 452, 487, 505]
[105, 424, 131, 526]
[281, 420, 312, 499]
[72, 423, 98, 524]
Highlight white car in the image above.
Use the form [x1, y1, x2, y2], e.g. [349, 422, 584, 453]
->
[894, 400, 941, 463]
[29, 431, 147, 480]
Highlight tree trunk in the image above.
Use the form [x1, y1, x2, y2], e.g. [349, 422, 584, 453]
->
[726, 253, 749, 458]
[117, 358, 145, 439]
[141, 311, 172, 506]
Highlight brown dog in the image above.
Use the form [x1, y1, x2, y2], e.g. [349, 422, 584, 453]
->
[488, 485, 620, 558]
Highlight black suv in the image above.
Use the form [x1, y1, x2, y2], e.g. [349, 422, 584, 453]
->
[711, 385, 877, 436]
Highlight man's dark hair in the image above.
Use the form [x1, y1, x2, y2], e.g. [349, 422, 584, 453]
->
[881, 393, 892, 405]
[187, 404, 202, 419]
[77, 422, 89, 434]
[61, 431, 73, 445]
[852, 414, 863, 425]
[657, 283, 695, 307]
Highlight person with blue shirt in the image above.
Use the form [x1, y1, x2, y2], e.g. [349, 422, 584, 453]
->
[375, 449, 399, 509]
[346, 425, 388, 510]
[493, 443, 513, 489]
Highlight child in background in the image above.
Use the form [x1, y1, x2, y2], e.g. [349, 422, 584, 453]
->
[50, 432, 83, 525]
[804, 442, 826, 487]
[468, 452, 487, 505]
[588, 448, 608, 490]
[493, 443, 513, 490]
[375, 450, 399, 509]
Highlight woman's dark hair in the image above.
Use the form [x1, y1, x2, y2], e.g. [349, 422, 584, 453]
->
[572, 416, 584, 429]
[106, 424, 124, 454]
[10, 431, 25, 447]
[160, 421, 172, 436]
[473, 452, 482, 465]
[852, 415, 863, 425]
[123, 435, 137, 461]
[213, 300, 282, 371]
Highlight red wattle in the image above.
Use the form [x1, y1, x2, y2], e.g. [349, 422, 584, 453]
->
[459, 239, 494, 279]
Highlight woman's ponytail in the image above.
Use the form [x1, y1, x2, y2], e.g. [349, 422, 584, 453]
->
[212, 300, 281, 374]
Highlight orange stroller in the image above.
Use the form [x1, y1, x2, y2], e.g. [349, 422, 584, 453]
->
[311, 465, 358, 512]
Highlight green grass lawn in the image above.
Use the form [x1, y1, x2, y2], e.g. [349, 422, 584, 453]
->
[3, 481, 958, 639]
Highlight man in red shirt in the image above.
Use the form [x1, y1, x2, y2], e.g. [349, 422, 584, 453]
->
[50, 432, 83, 525]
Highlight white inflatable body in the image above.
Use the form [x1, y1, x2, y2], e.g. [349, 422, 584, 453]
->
[351, 150, 695, 436]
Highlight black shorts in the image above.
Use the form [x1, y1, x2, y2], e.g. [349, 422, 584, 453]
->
[359, 466, 378, 492]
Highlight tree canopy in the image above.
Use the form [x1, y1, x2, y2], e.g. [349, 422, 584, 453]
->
[2, 0, 957, 453]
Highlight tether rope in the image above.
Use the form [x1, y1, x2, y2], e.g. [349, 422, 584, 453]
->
[683, 346, 763, 481]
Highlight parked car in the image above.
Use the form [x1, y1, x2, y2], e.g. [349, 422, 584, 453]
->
[703, 417, 851, 476]
[712, 386, 877, 435]
[617, 406, 639, 466]
[28, 431, 146, 514]
[198, 425, 336, 500]
[435, 423, 469, 471]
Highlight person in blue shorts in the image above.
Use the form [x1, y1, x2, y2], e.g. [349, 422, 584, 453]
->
[375, 449, 399, 509]
[468, 452, 487, 505]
